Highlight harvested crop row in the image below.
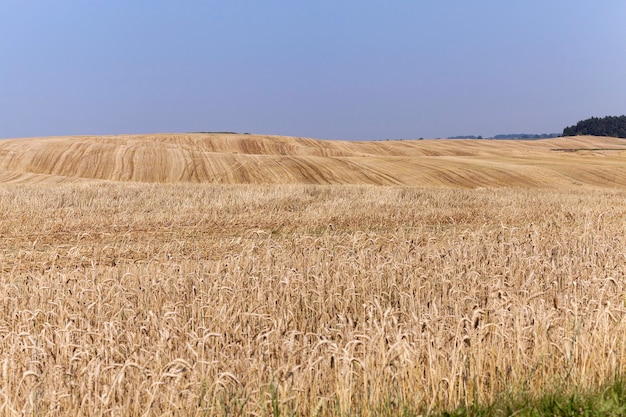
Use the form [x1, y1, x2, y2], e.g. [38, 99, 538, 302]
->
[0, 134, 625, 187]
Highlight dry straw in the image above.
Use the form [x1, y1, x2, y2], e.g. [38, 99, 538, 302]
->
[0, 183, 625, 415]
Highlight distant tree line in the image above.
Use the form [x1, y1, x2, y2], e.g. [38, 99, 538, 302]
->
[492, 133, 560, 140]
[447, 133, 559, 140]
[448, 135, 483, 139]
[562, 115, 626, 138]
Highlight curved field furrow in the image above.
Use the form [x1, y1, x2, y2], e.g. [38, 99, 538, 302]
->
[0, 133, 624, 187]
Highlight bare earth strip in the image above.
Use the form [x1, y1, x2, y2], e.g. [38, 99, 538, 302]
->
[0, 133, 624, 187]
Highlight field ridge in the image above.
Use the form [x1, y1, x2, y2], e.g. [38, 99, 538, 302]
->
[0, 133, 625, 187]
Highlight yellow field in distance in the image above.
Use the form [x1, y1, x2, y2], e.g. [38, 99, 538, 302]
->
[0, 133, 624, 187]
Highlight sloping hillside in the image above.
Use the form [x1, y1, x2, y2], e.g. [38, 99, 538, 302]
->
[0, 133, 625, 187]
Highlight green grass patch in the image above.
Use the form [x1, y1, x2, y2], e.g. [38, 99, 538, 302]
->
[437, 377, 626, 417]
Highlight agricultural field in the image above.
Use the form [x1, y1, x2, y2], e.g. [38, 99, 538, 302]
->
[0, 134, 626, 415]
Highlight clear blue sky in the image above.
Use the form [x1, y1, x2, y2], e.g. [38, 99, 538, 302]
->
[2, 1, 626, 140]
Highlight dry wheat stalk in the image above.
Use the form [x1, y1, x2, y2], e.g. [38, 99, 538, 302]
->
[0, 183, 625, 415]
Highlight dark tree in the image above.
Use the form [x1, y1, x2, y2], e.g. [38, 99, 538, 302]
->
[562, 115, 626, 138]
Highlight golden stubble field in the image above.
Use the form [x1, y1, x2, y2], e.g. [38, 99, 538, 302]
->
[0, 133, 625, 187]
[0, 134, 626, 416]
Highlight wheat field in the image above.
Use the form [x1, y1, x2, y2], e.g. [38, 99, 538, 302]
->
[1, 134, 626, 415]
[0, 133, 625, 187]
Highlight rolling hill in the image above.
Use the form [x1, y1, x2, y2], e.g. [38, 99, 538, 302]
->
[0, 133, 624, 187]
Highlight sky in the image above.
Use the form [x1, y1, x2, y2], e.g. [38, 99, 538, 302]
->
[1, 1, 626, 141]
